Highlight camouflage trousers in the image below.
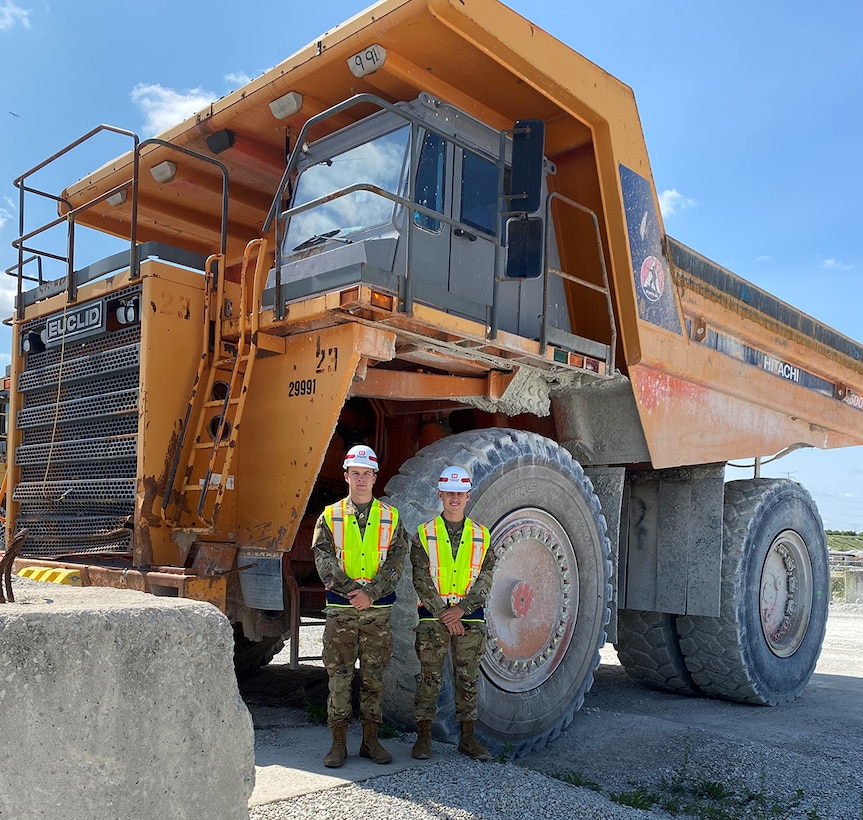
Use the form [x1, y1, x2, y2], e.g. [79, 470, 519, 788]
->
[321, 605, 393, 726]
[414, 618, 487, 722]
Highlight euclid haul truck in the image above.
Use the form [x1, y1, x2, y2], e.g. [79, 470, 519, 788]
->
[5, 0, 863, 756]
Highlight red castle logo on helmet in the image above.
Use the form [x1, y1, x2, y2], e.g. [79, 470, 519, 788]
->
[345, 448, 377, 464]
[438, 466, 471, 490]
[445, 472, 466, 483]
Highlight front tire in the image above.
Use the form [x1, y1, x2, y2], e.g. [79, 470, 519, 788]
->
[233, 627, 287, 678]
[383, 428, 611, 756]
[677, 479, 829, 705]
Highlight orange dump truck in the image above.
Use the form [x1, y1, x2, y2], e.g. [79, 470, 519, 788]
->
[5, 0, 863, 755]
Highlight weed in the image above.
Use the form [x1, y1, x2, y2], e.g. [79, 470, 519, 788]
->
[493, 740, 514, 763]
[304, 699, 327, 725]
[609, 786, 657, 810]
[378, 721, 399, 739]
[553, 771, 602, 791]
[695, 779, 736, 801]
[541, 734, 849, 820]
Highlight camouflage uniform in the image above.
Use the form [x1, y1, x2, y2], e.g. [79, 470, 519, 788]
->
[313, 497, 408, 726]
[412, 517, 496, 721]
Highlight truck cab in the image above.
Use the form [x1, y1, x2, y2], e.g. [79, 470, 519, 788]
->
[270, 93, 579, 347]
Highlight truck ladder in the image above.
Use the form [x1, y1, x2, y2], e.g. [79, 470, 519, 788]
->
[162, 239, 269, 530]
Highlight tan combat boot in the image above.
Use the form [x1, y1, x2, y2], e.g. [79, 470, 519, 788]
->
[359, 721, 393, 764]
[412, 719, 433, 760]
[323, 722, 349, 768]
[458, 720, 491, 761]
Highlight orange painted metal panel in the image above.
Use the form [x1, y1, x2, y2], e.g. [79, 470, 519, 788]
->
[235, 323, 395, 552]
[136, 263, 210, 566]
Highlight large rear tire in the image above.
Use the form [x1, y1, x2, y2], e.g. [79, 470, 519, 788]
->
[383, 428, 611, 756]
[677, 479, 829, 705]
[614, 609, 699, 695]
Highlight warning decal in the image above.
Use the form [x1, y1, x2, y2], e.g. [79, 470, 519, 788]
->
[619, 164, 682, 334]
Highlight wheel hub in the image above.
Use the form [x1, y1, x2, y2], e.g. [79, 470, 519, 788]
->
[760, 529, 813, 658]
[510, 580, 534, 618]
[483, 508, 577, 692]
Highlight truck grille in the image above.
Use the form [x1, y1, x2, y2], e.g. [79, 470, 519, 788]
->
[13, 287, 141, 557]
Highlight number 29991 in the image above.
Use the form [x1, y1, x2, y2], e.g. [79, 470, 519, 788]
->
[288, 378, 316, 397]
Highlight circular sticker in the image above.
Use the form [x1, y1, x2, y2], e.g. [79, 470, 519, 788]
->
[639, 255, 665, 302]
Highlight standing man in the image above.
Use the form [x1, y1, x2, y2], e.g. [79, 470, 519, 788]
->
[411, 465, 495, 761]
[313, 444, 408, 768]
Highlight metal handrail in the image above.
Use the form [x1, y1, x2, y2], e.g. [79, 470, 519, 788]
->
[3, 255, 44, 285]
[8, 130, 231, 316]
[10, 125, 139, 317]
[540, 192, 617, 375]
[272, 169, 616, 373]
[136, 139, 230, 274]
[273, 181, 502, 328]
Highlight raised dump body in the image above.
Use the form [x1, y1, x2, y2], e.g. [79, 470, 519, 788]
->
[5, 0, 862, 755]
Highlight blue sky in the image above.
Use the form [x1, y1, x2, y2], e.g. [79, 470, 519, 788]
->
[1, 0, 861, 529]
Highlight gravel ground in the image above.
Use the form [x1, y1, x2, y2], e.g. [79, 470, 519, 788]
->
[249, 759, 656, 820]
[245, 604, 863, 820]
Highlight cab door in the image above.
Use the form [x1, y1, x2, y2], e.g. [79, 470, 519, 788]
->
[405, 130, 452, 300]
[448, 147, 498, 320]
[405, 132, 506, 328]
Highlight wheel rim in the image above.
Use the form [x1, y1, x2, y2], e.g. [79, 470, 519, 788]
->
[484, 508, 578, 692]
[759, 529, 813, 658]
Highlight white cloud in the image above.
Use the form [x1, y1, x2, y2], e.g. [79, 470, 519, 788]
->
[225, 71, 253, 88]
[821, 258, 853, 271]
[1, 195, 21, 317]
[0, 269, 18, 318]
[755, 255, 772, 263]
[0, 0, 30, 31]
[131, 83, 216, 136]
[658, 188, 696, 218]
[0, 199, 12, 231]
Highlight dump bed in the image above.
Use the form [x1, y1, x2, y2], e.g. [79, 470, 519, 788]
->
[58, 0, 863, 469]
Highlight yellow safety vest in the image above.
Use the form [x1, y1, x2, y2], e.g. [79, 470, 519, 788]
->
[417, 516, 489, 605]
[324, 498, 399, 584]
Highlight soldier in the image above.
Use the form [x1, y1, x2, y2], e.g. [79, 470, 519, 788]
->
[411, 465, 496, 761]
[312, 444, 408, 768]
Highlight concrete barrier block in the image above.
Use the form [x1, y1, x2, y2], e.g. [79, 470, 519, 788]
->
[0, 578, 254, 820]
[845, 568, 863, 604]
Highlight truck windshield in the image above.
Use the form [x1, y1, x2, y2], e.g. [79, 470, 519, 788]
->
[284, 125, 411, 252]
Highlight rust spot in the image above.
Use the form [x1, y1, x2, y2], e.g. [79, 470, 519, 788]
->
[136, 521, 154, 566]
[139, 474, 163, 525]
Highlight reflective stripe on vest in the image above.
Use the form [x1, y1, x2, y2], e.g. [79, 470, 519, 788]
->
[324, 498, 399, 584]
[417, 516, 489, 605]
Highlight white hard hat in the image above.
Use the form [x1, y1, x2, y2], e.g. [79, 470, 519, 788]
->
[343, 445, 379, 471]
[438, 465, 472, 492]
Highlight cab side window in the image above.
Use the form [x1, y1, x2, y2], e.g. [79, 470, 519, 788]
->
[460, 150, 499, 236]
[414, 131, 446, 232]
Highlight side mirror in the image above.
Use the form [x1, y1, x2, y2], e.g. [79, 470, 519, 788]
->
[505, 217, 544, 279]
[510, 119, 545, 214]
